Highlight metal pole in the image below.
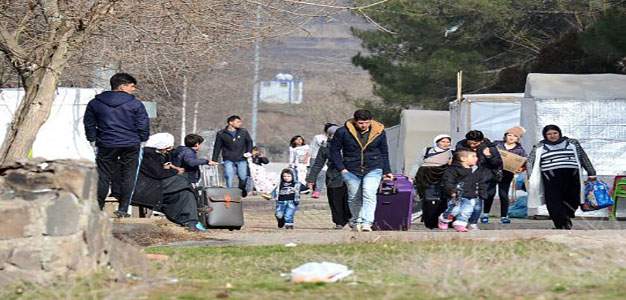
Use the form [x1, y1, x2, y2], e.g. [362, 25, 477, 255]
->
[181, 73, 187, 145]
[250, 5, 261, 142]
[192, 99, 199, 134]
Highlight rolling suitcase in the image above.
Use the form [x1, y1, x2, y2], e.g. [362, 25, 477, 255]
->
[421, 184, 447, 229]
[196, 165, 244, 230]
[373, 174, 414, 231]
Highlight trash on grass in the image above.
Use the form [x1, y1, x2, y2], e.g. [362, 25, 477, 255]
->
[285, 243, 297, 247]
[290, 262, 353, 283]
[146, 254, 170, 260]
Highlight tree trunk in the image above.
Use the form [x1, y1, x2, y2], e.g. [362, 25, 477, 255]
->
[0, 68, 62, 164]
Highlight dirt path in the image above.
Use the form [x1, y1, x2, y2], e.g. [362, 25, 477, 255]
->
[111, 195, 626, 248]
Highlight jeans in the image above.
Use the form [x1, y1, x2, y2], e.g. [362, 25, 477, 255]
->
[275, 200, 298, 225]
[223, 160, 248, 190]
[440, 198, 476, 227]
[342, 168, 382, 226]
[468, 198, 484, 225]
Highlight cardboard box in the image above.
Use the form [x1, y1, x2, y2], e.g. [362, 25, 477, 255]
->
[498, 149, 527, 173]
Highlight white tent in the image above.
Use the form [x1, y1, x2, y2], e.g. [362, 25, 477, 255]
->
[449, 93, 523, 143]
[521, 73, 626, 217]
[1, 87, 157, 161]
[391, 109, 450, 175]
[385, 124, 400, 173]
[1, 88, 102, 161]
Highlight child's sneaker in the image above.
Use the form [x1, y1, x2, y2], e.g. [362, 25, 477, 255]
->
[285, 225, 294, 230]
[351, 223, 362, 232]
[501, 216, 511, 224]
[453, 225, 468, 232]
[437, 219, 449, 230]
[311, 191, 321, 198]
[261, 194, 272, 201]
[480, 214, 489, 224]
[277, 218, 285, 228]
[469, 224, 480, 231]
[360, 224, 372, 232]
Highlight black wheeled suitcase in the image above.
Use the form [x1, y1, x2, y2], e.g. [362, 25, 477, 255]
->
[421, 184, 447, 229]
[196, 165, 244, 230]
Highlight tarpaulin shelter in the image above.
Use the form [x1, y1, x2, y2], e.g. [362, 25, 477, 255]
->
[386, 109, 449, 174]
[449, 93, 523, 143]
[521, 73, 626, 217]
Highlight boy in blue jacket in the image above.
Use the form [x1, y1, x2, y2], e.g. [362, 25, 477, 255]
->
[172, 134, 209, 184]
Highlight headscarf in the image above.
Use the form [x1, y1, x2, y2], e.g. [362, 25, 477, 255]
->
[146, 133, 175, 150]
[432, 134, 452, 152]
[326, 125, 339, 135]
[541, 124, 567, 145]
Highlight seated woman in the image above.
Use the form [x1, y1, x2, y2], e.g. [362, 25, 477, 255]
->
[132, 132, 207, 232]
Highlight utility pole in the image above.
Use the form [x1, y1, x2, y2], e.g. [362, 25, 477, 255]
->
[192, 99, 199, 134]
[250, 4, 261, 142]
[181, 73, 187, 144]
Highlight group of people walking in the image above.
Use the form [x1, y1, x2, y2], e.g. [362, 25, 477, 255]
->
[85, 72, 598, 233]
[412, 125, 596, 231]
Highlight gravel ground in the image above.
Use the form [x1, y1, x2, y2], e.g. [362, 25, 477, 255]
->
[111, 194, 626, 247]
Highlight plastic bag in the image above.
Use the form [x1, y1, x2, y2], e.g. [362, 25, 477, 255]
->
[290, 262, 353, 283]
[582, 180, 613, 211]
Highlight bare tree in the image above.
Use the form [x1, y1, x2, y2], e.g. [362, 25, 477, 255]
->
[0, 0, 389, 164]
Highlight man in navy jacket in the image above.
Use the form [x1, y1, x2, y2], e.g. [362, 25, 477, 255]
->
[84, 73, 150, 217]
[330, 109, 393, 232]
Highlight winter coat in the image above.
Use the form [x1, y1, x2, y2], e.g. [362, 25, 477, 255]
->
[494, 141, 527, 157]
[442, 160, 493, 199]
[252, 155, 269, 165]
[172, 146, 209, 184]
[83, 91, 150, 148]
[132, 147, 183, 209]
[274, 168, 308, 203]
[526, 138, 596, 216]
[306, 143, 344, 188]
[455, 138, 503, 179]
[211, 127, 253, 162]
[329, 119, 391, 176]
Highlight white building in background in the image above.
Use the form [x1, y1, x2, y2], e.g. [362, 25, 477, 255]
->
[259, 73, 304, 104]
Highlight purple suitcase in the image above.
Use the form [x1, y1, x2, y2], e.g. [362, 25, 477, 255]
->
[373, 174, 414, 231]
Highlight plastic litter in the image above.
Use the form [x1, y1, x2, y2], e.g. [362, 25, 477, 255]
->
[289, 262, 353, 283]
[285, 243, 297, 247]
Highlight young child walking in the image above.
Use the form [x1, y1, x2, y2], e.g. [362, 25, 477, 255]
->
[439, 148, 492, 232]
[274, 168, 309, 229]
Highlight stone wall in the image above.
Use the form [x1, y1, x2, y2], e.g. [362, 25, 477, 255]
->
[0, 159, 145, 287]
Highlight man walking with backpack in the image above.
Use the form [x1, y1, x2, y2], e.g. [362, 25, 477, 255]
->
[330, 109, 393, 232]
[209, 115, 253, 197]
[84, 73, 150, 217]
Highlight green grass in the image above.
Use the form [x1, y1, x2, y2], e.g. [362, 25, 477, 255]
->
[4, 239, 626, 299]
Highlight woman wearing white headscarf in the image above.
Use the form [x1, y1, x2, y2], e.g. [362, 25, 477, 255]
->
[408, 134, 453, 229]
[133, 133, 208, 231]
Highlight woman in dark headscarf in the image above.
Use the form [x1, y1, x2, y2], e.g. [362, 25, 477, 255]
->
[526, 125, 596, 229]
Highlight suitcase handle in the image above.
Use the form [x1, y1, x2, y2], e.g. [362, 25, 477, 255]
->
[378, 178, 398, 195]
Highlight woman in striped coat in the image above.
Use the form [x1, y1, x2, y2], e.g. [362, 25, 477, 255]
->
[526, 125, 596, 229]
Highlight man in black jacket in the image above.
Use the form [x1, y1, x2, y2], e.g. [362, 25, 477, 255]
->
[330, 109, 393, 232]
[209, 115, 253, 197]
[455, 130, 503, 225]
[84, 73, 150, 217]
